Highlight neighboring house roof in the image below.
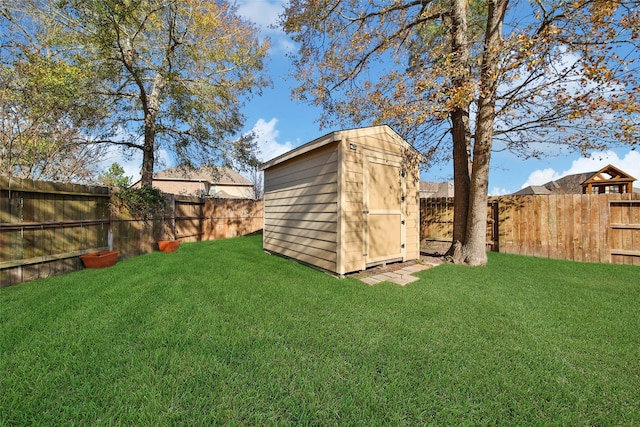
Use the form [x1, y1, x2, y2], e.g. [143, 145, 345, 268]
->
[544, 172, 595, 194]
[420, 181, 454, 198]
[153, 165, 251, 186]
[512, 185, 553, 195]
[130, 165, 254, 198]
[512, 164, 637, 195]
[211, 190, 235, 198]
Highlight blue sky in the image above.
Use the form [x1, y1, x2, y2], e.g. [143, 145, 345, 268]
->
[106, 0, 640, 195]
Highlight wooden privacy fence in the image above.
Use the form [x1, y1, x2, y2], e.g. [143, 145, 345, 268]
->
[421, 194, 640, 265]
[3, 176, 637, 286]
[1, 177, 263, 287]
[170, 196, 264, 242]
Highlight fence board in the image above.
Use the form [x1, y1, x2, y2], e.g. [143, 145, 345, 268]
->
[536, 195, 544, 257]
[632, 201, 640, 266]
[622, 201, 632, 265]
[547, 195, 558, 260]
[520, 196, 530, 256]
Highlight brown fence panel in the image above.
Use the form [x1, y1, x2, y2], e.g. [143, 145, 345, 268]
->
[111, 218, 159, 258]
[609, 197, 640, 265]
[201, 199, 263, 240]
[421, 193, 640, 265]
[420, 197, 495, 250]
[2, 177, 266, 287]
[420, 197, 454, 243]
[0, 177, 111, 286]
[7, 176, 636, 287]
[174, 196, 204, 242]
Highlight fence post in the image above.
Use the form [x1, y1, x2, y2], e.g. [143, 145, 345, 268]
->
[491, 199, 499, 252]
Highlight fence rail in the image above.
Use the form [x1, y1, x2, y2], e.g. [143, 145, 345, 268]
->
[1, 177, 263, 287]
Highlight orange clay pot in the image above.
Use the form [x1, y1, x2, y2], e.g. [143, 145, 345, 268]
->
[157, 240, 181, 252]
[80, 250, 119, 268]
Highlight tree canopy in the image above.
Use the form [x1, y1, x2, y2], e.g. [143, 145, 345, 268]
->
[3, 0, 270, 186]
[0, 45, 104, 182]
[281, 0, 640, 265]
[282, 0, 638, 154]
[1, 18, 107, 182]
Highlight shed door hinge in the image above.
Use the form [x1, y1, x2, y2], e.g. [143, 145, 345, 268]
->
[363, 210, 369, 214]
[363, 253, 368, 257]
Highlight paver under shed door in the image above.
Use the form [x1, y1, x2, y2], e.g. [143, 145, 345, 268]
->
[364, 155, 404, 265]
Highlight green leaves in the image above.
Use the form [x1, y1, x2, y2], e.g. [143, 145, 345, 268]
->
[0, 30, 107, 182]
[110, 185, 167, 220]
[2, 0, 270, 186]
[98, 162, 132, 188]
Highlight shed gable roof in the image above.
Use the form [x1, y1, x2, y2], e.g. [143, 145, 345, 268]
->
[259, 125, 418, 171]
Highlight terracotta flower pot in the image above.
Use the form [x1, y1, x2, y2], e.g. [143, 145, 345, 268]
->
[158, 240, 181, 252]
[80, 250, 119, 268]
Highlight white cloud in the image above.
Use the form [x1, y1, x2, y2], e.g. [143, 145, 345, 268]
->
[251, 117, 295, 162]
[522, 168, 561, 187]
[522, 149, 640, 188]
[119, 155, 142, 183]
[235, 0, 296, 55]
[236, 0, 285, 30]
[489, 187, 510, 196]
[275, 38, 296, 55]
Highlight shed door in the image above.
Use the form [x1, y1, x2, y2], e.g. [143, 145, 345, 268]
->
[364, 154, 404, 265]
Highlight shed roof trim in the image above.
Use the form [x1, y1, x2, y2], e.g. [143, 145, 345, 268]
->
[259, 125, 417, 171]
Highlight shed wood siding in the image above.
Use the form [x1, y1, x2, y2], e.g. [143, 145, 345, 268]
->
[340, 140, 364, 274]
[262, 125, 420, 276]
[263, 142, 340, 273]
[344, 133, 421, 270]
[404, 165, 421, 261]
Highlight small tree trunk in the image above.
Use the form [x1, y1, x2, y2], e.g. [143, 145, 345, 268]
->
[139, 72, 165, 188]
[140, 126, 155, 188]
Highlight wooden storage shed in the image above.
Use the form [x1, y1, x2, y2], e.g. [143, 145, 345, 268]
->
[260, 125, 421, 276]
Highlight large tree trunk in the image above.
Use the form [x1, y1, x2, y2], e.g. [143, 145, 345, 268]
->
[448, 0, 472, 257]
[458, 0, 509, 265]
[463, 139, 491, 265]
[451, 108, 471, 244]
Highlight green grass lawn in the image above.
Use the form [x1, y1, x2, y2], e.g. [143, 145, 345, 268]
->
[2, 235, 639, 425]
